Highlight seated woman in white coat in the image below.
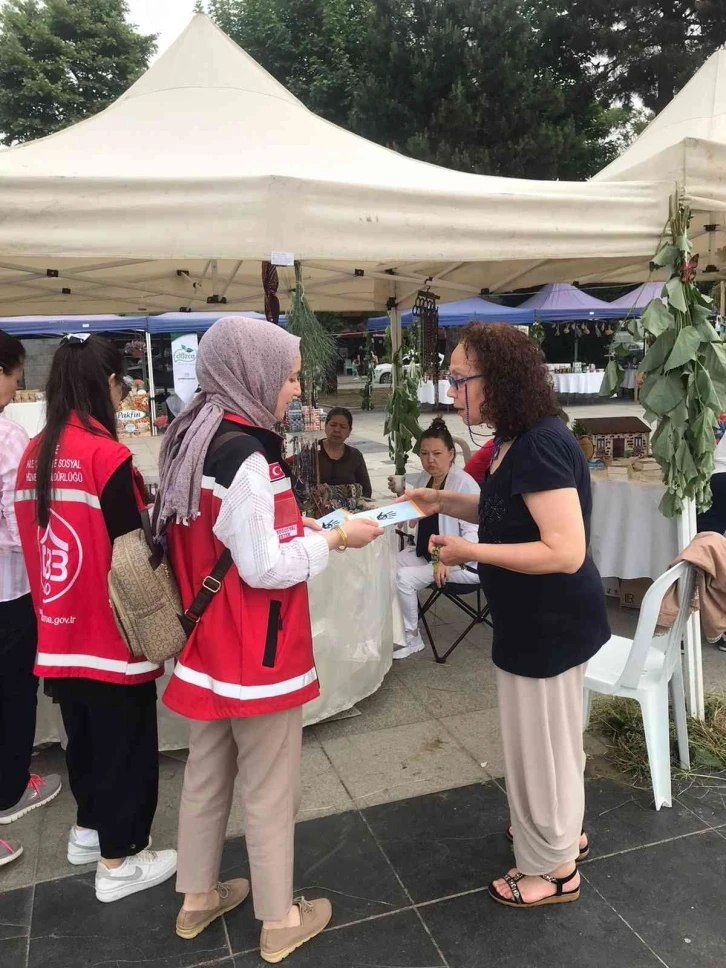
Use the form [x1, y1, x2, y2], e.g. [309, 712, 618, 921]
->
[391, 418, 480, 659]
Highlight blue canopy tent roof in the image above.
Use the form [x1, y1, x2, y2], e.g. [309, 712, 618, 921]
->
[609, 281, 665, 311]
[0, 314, 148, 337]
[367, 295, 535, 331]
[147, 311, 269, 334]
[518, 283, 628, 321]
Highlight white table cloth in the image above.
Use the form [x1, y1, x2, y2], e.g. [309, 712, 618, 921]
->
[3, 401, 45, 437]
[590, 477, 679, 581]
[620, 369, 637, 390]
[35, 532, 401, 749]
[417, 380, 451, 406]
[552, 372, 604, 395]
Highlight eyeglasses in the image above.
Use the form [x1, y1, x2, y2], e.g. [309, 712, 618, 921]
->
[60, 332, 91, 345]
[119, 376, 132, 401]
[448, 373, 483, 390]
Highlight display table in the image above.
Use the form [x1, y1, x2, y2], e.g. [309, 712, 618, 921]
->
[34, 531, 401, 749]
[552, 372, 603, 395]
[3, 401, 45, 437]
[590, 477, 679, 580]
[417, 380, 451, 406]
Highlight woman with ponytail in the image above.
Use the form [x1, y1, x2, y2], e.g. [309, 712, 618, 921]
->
[15, 334, 177, 903]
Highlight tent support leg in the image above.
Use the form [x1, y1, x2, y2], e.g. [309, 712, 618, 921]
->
[677, 496, 704, 719]
[145, 330, 158, 438]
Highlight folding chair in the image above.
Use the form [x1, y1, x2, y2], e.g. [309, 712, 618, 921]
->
[418, 566, 492, 664]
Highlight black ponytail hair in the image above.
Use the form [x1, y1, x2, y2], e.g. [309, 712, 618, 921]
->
[419, 416, 455, 452]
[0, 330, 25, 374]
[33, 335, 125, 528]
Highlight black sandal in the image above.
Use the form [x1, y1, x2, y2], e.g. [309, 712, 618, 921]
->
[488, 867, 580, 908]
[505, 826, 590, 862]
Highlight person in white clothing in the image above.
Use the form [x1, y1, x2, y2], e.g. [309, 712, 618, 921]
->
[390, 418, 480, 659]
[0, 330, 62, 861]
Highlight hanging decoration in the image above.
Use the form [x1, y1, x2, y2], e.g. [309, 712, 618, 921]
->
[360, 330, 375, 411]
[286, 261, 337, 406]
[261, 261, 280, 324]
[600, 197, 726, 517]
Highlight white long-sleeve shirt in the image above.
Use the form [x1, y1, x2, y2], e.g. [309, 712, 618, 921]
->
[213, 451, 329, 589]
[0, 414, 30, 601]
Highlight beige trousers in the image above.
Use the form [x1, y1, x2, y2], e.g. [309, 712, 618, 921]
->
[496, 663, 586, 875]
[176, 706, 302, 921]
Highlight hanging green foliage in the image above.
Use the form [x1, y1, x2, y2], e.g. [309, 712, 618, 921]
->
[286, 262, 337, 405]
[360, 330, 374, 411]
[600, 199, 726, 517]
[383, 320, 421, 475]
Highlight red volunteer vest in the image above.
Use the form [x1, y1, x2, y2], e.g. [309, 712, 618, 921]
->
[15, 414, 162, 685]
[162, 415, 319, 720]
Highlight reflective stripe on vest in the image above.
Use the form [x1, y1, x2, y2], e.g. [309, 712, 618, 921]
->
[36, 652, 160, 676]
[173, 659, 317, 700]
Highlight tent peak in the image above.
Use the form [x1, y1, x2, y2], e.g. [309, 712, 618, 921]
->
[119, 13, 304, 109]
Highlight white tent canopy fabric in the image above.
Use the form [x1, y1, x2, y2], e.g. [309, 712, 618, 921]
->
[0, 14, 671, 315]
[595, 48, 726, 275]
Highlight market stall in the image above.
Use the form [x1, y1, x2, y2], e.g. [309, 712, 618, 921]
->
[34, 531, 401, 749]
[552, 371, 604, 395]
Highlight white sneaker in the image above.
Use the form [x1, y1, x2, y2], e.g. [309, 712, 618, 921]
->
[95, 848, 177, 903]
[393, 634, 426, 659]
[68, 826, 152, 866]
[67, 826, 101, 865]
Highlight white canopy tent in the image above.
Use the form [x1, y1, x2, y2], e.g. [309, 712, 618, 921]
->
[595, 47, 726, 279]
[0, 13, 671, 317]
[595, 50, 726, 721]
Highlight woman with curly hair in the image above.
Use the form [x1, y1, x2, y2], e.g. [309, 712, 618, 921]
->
[403, 323, 609, 910]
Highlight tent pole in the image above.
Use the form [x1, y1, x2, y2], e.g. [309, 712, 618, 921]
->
[677, 496, 704, 719]
[145, 330, 158, 438]
[720, 280, 725, 318]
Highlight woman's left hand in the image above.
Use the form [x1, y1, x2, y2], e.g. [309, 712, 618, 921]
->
[434, 562, 450, 588]
[430, 534, 470, 567]
[302, 517, 322, 532]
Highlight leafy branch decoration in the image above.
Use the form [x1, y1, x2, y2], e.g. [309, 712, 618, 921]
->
[600, 198, 726, 517]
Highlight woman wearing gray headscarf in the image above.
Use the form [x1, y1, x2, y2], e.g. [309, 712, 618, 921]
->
[157, 317, 382, 961]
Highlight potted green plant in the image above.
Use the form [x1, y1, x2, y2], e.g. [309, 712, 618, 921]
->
[571, 419, 595, 461]
[384, 326, 421, 492]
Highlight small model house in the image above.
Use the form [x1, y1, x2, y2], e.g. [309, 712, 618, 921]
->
[578, 416, 651, 460]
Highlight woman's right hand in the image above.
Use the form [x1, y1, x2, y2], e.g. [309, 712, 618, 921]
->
[338, 517, 384, 549]
[396, 487, 442, 517]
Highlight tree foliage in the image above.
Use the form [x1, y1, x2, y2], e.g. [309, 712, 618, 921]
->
[562, 0, 726, 115]
[0, 0, 156, 145]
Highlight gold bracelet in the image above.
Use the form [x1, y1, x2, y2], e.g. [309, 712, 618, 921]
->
[333, 525, 348, 553]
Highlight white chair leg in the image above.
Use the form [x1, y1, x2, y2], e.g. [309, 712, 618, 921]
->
[639, 687, 673, 810]
[669, 662, 691, 771]
[583, 687, 593, 730]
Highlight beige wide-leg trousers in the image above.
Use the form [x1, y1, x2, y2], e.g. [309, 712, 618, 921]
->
[496, 663, 586, 875]
[176, 706, 302, 921]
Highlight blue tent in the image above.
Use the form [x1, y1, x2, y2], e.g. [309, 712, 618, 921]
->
[367, 295, 535, 331]
[0, 314, 148, 337]
[518, 283, 628, 321]
[147, 311, 271, 334]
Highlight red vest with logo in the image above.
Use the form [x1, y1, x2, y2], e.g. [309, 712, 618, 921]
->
[162, 415, 319, 720]
[15, 414, 162, 685]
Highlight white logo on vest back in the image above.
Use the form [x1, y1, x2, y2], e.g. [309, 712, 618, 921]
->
[39, 510, 83, 603]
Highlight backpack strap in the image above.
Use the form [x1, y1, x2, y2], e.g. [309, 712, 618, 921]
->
[179, 429, 256, 637]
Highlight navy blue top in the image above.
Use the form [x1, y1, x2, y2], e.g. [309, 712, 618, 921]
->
[478, 416, 610, 678]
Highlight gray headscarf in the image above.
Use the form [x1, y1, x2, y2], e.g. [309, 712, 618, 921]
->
[156, 315, 300, 530]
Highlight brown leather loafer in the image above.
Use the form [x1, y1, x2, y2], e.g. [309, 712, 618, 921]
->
[176, 878, 250, 939]
[260, 896, 332, 963]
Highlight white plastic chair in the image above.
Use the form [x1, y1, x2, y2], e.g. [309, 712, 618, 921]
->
[583, 561, 695, 810]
